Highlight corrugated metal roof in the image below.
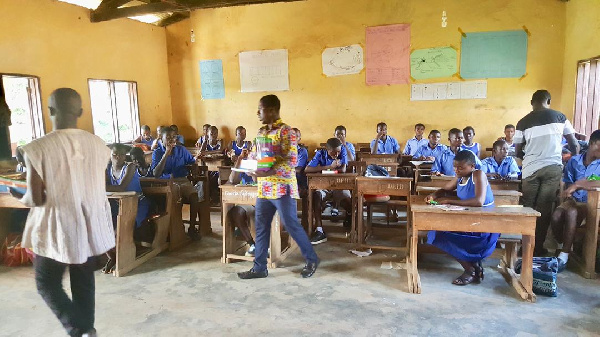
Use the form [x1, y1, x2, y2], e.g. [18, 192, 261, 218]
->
[58, 0, 168, 24]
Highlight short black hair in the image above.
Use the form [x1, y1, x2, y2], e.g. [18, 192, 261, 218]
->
[415, 123, 425, 129]
[448, 128, 462, 137]
[235, 126, 245, 133]
[109, 143, 131, 155]
[504, 124, 515, 130]
[463, 126, 475, 134]
[590, 130, 600, 144]
[203, 124, 211, 128]
[429, 129, 441, 136]
[454, 149, 476, 165]
[209, 126, 218, 134]
[15, 147, 24, 163]
[161, 126, 173, 136]
[376, 122, 387, 129]
[130, 147, 145, 162]
[493, 139, 507, 149]
[334, 125, 346, 133]
[141, 125, 150, 131]
[170, 124, 179, 132]
[260, 95, 281, 110]
[532, 90, 551, 104]
[326, 137, 342, 149]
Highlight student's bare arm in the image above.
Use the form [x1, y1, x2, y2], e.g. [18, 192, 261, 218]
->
[447, 170, 487, 207]
[370, 140, 378, 154]
[339, 164, 347, 173]
[18, 154, 45, 207]
[425, 177, 458, 202]
[565, 133, 579, 155]
[153, 151, 170, 178]
[106, 165, 136, 192]
[346, 146, 355, 161]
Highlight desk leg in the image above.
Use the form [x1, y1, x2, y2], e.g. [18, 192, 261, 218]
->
[407, 225, 421, 294]
[114, 197, 138, 277]
[169, 192, 189, 251]
[350, 194, 357, 243]
[308, 188, 313, 235]
[520, 234, 536, 302]
[222, 203, 235, 264]
[357, 194, 364, 247]
[583, 195, 600, 278]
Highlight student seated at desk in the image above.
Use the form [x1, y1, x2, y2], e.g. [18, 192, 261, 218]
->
[133, 124, 154, 148]
[461, 126, 481, 157]
[425, 150, 497, 286]
[481, 140, 520, 180]
[130, 147, 153, 178]
[403, 123, 428, 157]
[498, 124, 516, 157]
[152, 126, 202, 240]
[305, 138, 350, 245]
[335, 125, 356, 161]
[151, 125, 167, 151]
[171, 124, 185, 145]
[199, 125, 224, 204]
[15, 147, 26, 173]
[292, 128, 309, 228]
[413, 129, 446, 162]
[227, 126, 252, 162]
[104, 143, 152, 274]
[195, 123, 211, 148]
[431, 128, 482, 176]
[227, 150, 257, 256]
[550, 130, 600, 272]
[370, 122, 400, 154]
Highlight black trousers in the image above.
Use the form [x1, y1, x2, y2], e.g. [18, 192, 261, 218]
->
[34, 255, 96, 337]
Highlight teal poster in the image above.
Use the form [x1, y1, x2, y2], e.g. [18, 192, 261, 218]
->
[200, 60, 225, 99]
[460, 30, 528, 79]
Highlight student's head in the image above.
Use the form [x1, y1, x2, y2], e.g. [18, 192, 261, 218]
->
[376, 122, 387, 136]
[202, 124, 211, 136]
[463, 126, 475, 144]
[161, 126, 177, 147]
[415, 123, 425, 137]
[325, 137, 343, 159]
[208, 126, 218, 140]
[448, 128, 464, 147]
[504, 124, 515, 140]
[292, 128, 301, 142]
[156, 125, 164, 136]
[129, 147, 145, 166]
[531, 90, 551, 110]
[109, 143, 131, 167]
[257, 95, 281, 124]
[334, 125, 347, 142]
[453, 149, 477, 178]
[170, 124, 179, 133]
[588, 130, 600, 158]
[141, 125, 151, 137]
[48, 88, 83, 128]
[15, 147, 24, 165]
[235, 126, 246, 141]
[492, 140, 509, 161]
[428, 130, 441, 146]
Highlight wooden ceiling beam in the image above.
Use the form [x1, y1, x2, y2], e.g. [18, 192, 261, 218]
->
[95, 0, 134, 12]
[91, 2, 188, 22]
[157, 11, 190, 27]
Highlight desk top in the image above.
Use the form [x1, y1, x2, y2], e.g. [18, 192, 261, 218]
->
[415, 186, 522, 196]
[0, 194, 28, 208]
[411, 204, 539, 217]
[306, 173, 359, 177]
[431, 175, 521, 184]
[356, 176, 412, 182]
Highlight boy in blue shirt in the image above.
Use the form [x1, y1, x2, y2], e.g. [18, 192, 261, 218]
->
[461, 126, 481, 157]
[413, 129, 446, 162]
[550, 130, 600, 271]
[293, 128, 309, 229]
[403, 123, 428, 156]
[227, 149, 257, 257]
[335, 125, 355, 161]
[370, 122, 400, 154]
[481, 140, 520, 180]
[432, 128, 481, 176]
[305, 138, 350, 245]
[171, 124, 185, 145]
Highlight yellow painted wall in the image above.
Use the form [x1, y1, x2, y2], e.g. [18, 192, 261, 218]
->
[166, 0, 566, 151]
[0, 0, 173, 135]
[560, 0, 600, 121]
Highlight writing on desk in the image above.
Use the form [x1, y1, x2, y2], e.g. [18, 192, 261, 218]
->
[223, 190, 258, 199]
[386, 183, 407, 190]
[335, 178, 354, 184]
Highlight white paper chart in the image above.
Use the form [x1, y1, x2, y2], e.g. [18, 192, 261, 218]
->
[410, 80, 487, 101]
[322, 44, 364, 77]
[239, 49, 289, 93]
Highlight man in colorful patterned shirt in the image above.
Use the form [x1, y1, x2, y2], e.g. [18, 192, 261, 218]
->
[237, 95, 319, 279]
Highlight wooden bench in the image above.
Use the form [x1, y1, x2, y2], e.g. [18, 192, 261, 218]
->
[570, 188, 600, 278]
[409, 204, 540, 302]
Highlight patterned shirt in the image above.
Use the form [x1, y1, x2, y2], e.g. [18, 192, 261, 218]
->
[252, 119, 299, 199]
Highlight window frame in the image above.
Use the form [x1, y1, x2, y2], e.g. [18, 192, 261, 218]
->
[87, 78, 140, 144]
[573, 56, 600, 139]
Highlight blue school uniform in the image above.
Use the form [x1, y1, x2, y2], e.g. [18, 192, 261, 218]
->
[231, 140, 251, 156]
[239, 172, 254, 185]
[108, 163, 151, 228]
[564, 153, 600, 202]
[370, 136, 400, 154]
[206, 142, 221, 151]
[431, 148, 482, 176]
[427, 173, 498, 262]
[176, 134, 185, 145]
[151, 144, 196, 179]
[308, 148, 348, 168]
[461, 143, 481, 157]
[403, 137, 429, 156]
[413, 143, 447, 161]
[140, 136, 154, 147]
[296, 145, 309, 189]
[481, 156, 520, 178]
[344, 142, 356, 159]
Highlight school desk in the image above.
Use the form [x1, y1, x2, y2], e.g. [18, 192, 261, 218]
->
[415, 186, 522, 205]
[306, 173, 358, 241]
[355, 176, 412, 250]
[409, 204, 540, 302]
[431, 175, 521, 191]
[570, 188, 600, 279]
[220, 184, 298, 268]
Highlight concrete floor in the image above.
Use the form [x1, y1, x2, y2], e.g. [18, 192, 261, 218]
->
[2, 213, 600, 337]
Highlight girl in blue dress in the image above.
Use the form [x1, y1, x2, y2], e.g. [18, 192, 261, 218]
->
[133, 125, 154, 148]
[227, 126, 252, 162]
[425, 150, 498, 285]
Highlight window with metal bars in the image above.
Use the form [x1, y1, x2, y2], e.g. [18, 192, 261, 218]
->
[573, 58, 600, 140]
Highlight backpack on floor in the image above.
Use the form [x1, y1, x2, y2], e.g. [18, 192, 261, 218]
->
[515, 257, 558, 297]
[364, 164, 390, 177]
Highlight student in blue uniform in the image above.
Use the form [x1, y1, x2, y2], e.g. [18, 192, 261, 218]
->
[129, 147, 153, 178]
[171, 124, 185, 145]
[305, 138, 350, 244]
[551, 130, 600, 271]
[403, 123, 428, 156]
[151, 125, 167, 150]
[293, 128, 309, 228]
[431, 128, 482, 176]
[227, 149, 257, 257]
[461, 126, 480, 157]
[481, 140, 520, 180]
[413, 129, 446, 162]
[370, 122, 400, 154]
[498, 124, 516, 157]
[335, 125, 356, 161]
[134, 125, 154, 148]
[228, 126, 252, 161]
[195, 123, 211, 148]
[425, 150, 497, 285]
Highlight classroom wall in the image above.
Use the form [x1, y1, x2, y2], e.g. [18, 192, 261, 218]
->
[166, 0, 567, 151]
[559, 0, 600, 122]
[0, 0, 173, 135]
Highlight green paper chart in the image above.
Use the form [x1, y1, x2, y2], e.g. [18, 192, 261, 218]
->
[410, 47, 457, 80]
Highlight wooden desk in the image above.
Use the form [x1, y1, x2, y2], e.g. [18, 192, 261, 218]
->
[355, 177, 412, 249]
[306, 173, 358, 240]
[415, 186, 522, 205]
[358, 153, 399, 164]
[220, 184, 298, 268]
[409, 204, 540, 302]
[0, 193, 28, 209]
[571, 188, 600, 278]
[218, 166, 232, 185]
[203, 158, 225, 172]
[431, 175, 521, 191]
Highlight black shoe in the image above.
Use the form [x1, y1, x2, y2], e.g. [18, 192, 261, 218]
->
[310, 231, 327, 245]
[187, 228, 201, 241]
[237, 269, 268, 279]
[343, 217, 351, 229]
[301, 260, 320, 278]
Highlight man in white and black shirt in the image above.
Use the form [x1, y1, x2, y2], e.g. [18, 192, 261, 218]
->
[515, 90, 579, 255]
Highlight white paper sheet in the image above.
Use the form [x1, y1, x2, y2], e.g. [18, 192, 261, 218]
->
[322, 44, 364, 77]
[410, 80, 487, 101]
[239, 49, 289, 93]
